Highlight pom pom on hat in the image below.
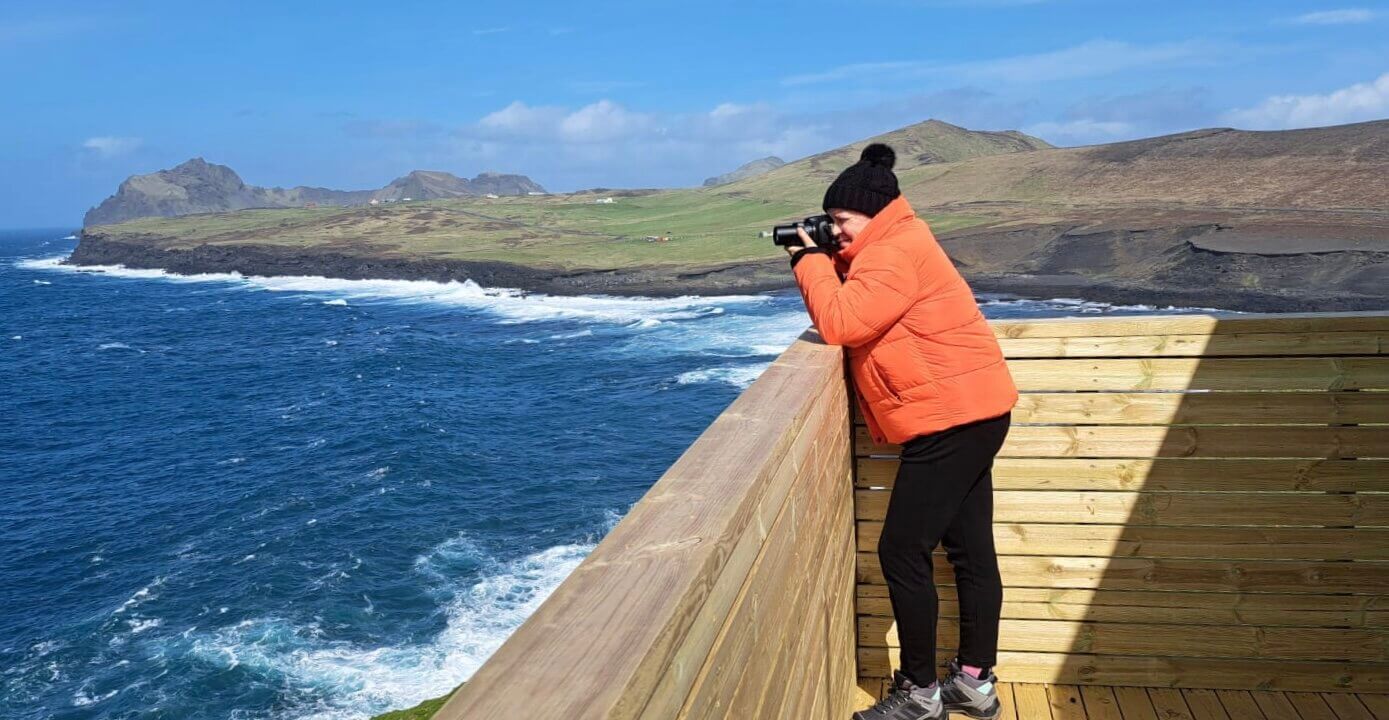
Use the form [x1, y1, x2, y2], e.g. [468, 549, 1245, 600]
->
[860, 143, 896, 170]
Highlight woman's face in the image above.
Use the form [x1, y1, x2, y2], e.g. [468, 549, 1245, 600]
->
[827, 208, 872, 248]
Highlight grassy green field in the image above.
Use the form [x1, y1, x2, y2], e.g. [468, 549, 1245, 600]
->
[368, 687, 457, 720]
[99, 185, 990, 270]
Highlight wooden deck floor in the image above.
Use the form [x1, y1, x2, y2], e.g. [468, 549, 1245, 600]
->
[993, 683, 1389, 720]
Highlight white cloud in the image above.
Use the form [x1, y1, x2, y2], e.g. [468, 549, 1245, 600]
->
[81, 136, 143, 157]
[1222, 72, 1389, 129]
[449, 98, 830, 190]
[783, 39, 1227, 87]
[477, 101, 566, 138]
[559, 100, 654, 143]
[1287, 9, 1376, 25]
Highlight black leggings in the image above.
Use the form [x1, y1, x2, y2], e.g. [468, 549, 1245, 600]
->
[878, 411, 1010, 686]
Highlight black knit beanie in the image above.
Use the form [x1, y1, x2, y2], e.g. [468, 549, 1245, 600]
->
[822, 143, 900, 217]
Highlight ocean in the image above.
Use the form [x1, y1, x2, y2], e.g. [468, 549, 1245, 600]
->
[0, 229, 1222, 719]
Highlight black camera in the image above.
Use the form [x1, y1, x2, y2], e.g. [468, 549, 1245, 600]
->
[769, 214, 839, 251]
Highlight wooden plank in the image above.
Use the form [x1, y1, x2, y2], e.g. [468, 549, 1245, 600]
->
[998, 682, 1020, 720]
[858, 650, 1389, 693]
[1213, 690, 1265, 720]
[1284, 693, 1338, 720]
[857, 425, 1389, 459]
[1004, 357, 1389, 392]
[856, 553, 1389, 594]
[1048, 685, 1089, 720]
[1321, 693, 1375, 720]
[1079, 685, 1124, 720]
[1148, 688, 1194, 720]
[986, 312, 1389, 340]
[1009, 391, 1389, 424]
[1114, 686, 1160, 720]
[856, 521, 1389, 561]
[859, 616, 1389, 662]
[1249, 692, 1301, 720]
[854, 584, 1385, 628]
[853, 489, 1389, 527]
[1181, 689, 1230, 720]
[1013, 683, 1054, 720]
[659, 381, 848, 720]
[1358, 693, 1389, 719]
[856, 458, 1389, 492]
[996, 330, 1388, 358]
[851, 679, 881, 712]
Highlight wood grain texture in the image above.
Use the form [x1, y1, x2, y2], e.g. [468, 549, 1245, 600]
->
[985, 312, 1389, 340]
[856, 552, 1389, 594]
[856, 521, 1389, 561]
[1008, 390, 1389, 424]
[856, 650, 1389, 692]
[853, 489, 1389, 526]
[995, 330, 1388, 358]
[856, 458, 1389, 492]
[855, 584, 1386, 628]
[858, 615, 1389, 662]
[857, 424, 1389, 459]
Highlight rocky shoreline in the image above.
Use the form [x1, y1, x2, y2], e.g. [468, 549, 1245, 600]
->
[67, 230, 1389, 313]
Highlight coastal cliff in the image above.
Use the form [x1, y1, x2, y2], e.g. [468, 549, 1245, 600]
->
[68, 223, 1389, 312]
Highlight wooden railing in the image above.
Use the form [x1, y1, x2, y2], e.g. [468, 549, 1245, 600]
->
[436, 311, 1387, 720]
[857, 311, 1389, 695]
[436, 330, 860, 719]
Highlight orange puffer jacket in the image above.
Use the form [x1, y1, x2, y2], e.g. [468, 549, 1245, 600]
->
[792, 196, 1018, 444]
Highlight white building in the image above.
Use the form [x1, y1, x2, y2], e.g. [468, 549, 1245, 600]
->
[595, 197, 615, 204]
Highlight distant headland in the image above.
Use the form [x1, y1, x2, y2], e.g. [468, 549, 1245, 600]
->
[71, 118, 1389, 312]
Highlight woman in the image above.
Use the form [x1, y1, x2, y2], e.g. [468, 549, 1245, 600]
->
[786, 143, 1017, 720]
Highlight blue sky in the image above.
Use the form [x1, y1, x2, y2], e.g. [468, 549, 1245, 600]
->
[2, 0, 1387, 227]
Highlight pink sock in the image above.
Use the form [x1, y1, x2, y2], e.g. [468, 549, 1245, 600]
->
[961, 664, 985, 679]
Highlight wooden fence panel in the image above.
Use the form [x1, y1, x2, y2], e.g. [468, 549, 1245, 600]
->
[852, 312, 1389, 695]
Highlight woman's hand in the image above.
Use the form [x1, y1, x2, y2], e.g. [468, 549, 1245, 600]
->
[783, 227, 814, 257]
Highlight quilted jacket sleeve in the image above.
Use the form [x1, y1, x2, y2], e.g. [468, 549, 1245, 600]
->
[792, 243, 917, 348]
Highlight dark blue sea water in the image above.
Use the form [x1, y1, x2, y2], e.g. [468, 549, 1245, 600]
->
[1, 229, 1222, 719]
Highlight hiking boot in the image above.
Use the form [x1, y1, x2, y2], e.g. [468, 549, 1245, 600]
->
[853, 669, 944, 720]
[940, 659, 1001, 720]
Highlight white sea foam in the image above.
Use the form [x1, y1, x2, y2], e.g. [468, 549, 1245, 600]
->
[675, 364, 771, 389]
[114, 577, 164, 615]
[979, 295, 1231, 314]
[33, 279, 52, 285]
[18, 254, 770, 326]
[126, 618, 162, 634]
[183, 535, 598, 720]
[71, 685, 119, 707]
[322, 299, 348, 306]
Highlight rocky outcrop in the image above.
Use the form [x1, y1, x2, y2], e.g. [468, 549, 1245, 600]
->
[83, 160, 546, 226]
